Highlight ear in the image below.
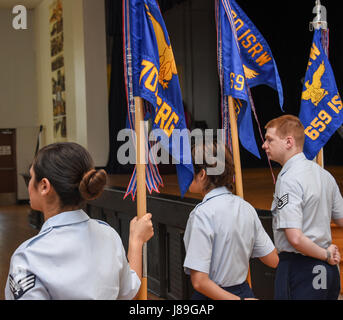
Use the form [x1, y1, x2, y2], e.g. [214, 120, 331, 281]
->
[38, 178, 52, 196]
[285, 136, 295, 149]
[198, 168, 207, 182]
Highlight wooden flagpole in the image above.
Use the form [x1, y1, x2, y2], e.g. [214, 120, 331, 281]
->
[135, 96, 148, 300]
[312, 0, 327, 169]
[228, 96, 244, 198]
[228, 96, 252, 287]
[316, 149, 324, 167]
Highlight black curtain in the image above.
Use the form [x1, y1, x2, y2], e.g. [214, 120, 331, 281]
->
[106, 0, 132, 174]
[158, 0, 187, 12]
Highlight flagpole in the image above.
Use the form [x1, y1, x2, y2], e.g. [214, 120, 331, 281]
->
[134, 96, 148, 300]
[316, 149, 324, 167]
[228, 96, 244, 198]
[311, 0, 327, 168]
[228, 96, 253, 288]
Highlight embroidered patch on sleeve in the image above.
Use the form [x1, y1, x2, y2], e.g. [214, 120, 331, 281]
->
[277, 194, 289, 209]
[9, 273, 36, 300]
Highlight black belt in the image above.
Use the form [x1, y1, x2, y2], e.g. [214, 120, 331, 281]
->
[278, 252, 302, 261]
[279, 252, 324, 264]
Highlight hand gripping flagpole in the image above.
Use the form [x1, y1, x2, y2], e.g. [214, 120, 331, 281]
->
[135, 96, 148, 300]
[310, 0, 328, 168]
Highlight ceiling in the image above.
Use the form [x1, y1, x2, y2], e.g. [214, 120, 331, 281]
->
[0, 0, 187, 11]
[0, 0, 43, 9]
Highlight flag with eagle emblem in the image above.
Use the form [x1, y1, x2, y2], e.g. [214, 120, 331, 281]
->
[123, 0, 194, 199]
[299, 29, 343, 160]
[216, 0, 283, 158]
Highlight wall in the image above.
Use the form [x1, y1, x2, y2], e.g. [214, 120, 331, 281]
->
[82, 0, 109, 166]
[34, 0, 109, 167]
[34, 0, 53, 148]
[0, 9, 39, 200]
[0, 0, 110, 200]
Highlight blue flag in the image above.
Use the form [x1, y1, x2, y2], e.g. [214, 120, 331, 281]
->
[216, 0, 283, 158]
[123, 0, 194, 198]
[229, 0, 283, 106]
[299, 29, 343, 160]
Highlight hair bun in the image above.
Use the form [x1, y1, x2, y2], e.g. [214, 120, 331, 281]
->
[79, 169, 107, 201]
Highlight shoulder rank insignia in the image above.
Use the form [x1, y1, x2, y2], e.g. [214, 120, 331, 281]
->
[9, 273, 36, 300]
[277, 194, 289, 210]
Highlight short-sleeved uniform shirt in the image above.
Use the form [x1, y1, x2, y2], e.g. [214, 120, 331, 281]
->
[5, 210, 140, 300]
[272, 152, 343, 253]
[183, 187, 275, 287]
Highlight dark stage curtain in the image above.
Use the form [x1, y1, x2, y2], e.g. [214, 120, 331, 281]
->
[106, 0, 132, 174]
[158, 0, 187, 12]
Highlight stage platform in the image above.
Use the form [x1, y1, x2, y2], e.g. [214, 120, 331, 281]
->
[107, 166, 343, 210]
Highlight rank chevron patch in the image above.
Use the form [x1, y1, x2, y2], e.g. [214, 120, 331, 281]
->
[9, 273, 36, 300]
[277, 194, 289, 210]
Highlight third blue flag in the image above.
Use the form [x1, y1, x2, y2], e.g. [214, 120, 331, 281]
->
[299, 29, 343, 160]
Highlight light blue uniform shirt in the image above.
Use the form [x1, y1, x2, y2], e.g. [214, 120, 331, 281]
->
[5, 210, 140, 300]
[183, 187, 275, 287]
[272, 152, 343, 253]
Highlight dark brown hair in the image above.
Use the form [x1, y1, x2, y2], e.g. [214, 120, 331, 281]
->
[265, 115, 305, 147]
[32, 142, 107, 207]
[192, 139, 234, 192]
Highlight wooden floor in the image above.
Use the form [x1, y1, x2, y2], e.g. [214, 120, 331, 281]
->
[0, 205, 37, 300]
[1, 166, 343, 300]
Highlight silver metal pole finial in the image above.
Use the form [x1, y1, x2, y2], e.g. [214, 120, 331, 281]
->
[309, 0, 327, 31]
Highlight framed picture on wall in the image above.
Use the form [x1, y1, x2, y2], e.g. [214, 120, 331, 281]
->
[50, 0, 67, 142]
[53, 116, 66, 140]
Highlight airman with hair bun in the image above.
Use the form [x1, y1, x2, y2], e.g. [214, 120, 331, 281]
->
[5, 142, 153, 300]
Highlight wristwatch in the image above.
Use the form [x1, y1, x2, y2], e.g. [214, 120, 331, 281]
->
[326, 249, 331, 262]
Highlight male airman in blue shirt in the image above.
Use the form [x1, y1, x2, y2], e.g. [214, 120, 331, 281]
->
[263, 115, 343, 300]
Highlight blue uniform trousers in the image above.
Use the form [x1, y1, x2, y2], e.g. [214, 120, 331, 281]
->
[274, 252, 340, 300]
[191, 281, 255, 300]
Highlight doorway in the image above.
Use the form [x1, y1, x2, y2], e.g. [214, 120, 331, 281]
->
[0, 129, 17, 205]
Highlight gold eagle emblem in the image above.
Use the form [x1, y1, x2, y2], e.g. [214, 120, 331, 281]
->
[145, 5, 177, 89]
[302, 61, 328, 106]
[243, 65, 259, 79]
